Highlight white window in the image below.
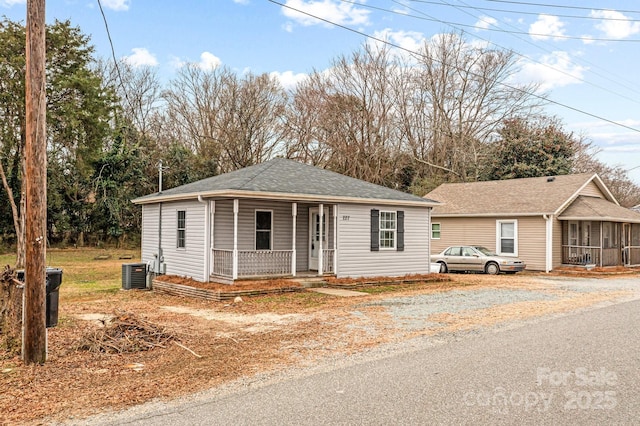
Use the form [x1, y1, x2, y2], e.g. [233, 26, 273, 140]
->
[255, 210, 273, 250]
[496, 220, 517, 256]
[379, 211, 396, 249]
[431, 223, 441, 239]
[177, 210, 186, 249]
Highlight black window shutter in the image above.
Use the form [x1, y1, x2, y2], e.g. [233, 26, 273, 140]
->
[370, 209, 379, 251]
[397, 210, 404, 251]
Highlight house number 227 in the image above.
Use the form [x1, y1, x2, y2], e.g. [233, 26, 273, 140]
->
[342, 215, 350, 221]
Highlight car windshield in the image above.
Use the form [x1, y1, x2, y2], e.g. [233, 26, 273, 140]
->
[474, 246, 496, 256]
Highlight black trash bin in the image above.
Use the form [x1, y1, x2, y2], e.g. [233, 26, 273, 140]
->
[45, 268, 63, 328]
[15, 267, 63, 328]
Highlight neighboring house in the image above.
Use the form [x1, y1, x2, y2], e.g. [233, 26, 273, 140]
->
[425, 173, 640, 272]
[133, 158, 439, 283]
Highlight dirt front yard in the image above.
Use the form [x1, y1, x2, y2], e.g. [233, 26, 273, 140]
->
[1, 272, 639, 425]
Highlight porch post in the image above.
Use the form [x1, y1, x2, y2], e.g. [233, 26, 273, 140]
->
[600, 221, 603, 267]
[318, 203, 324, 276]
[210, 201, 215, 277]
[545, 215, 552, 273]
[292, 203, 297, 277]
[233, 199, 239, 280]
[333, 204, 338, 274]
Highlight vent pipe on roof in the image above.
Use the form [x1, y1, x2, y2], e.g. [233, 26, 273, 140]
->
[547, 177, 555, 182]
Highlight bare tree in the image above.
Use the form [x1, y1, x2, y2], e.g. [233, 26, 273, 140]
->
[407, 32, 545, 184]
[287, 44, 407, 187]
[161, 65, 286, 174]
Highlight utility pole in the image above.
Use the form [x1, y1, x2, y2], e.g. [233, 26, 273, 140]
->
[23, 0, 47, 364]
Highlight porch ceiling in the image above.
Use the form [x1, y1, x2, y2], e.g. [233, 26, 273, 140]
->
[559, 196, 640, 223]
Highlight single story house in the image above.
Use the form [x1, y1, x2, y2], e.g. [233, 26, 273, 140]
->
[425, 173, 640, 272]
[133, 158, 439, 283]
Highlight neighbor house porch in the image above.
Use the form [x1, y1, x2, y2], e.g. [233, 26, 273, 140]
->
[561, 220, 640, 267]
[207, 199, 337, 284]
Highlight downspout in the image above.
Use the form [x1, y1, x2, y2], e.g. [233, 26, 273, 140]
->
[198, 195, 210, 282]
[543, 214, 552, 273]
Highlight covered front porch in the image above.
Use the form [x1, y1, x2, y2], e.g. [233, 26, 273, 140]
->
[561, 220, 640, 267]
[207, 199, 337, 284]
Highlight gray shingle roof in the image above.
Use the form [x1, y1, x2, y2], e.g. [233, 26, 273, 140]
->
[133, 158, 437, 206]
[425, 173, 607, 216]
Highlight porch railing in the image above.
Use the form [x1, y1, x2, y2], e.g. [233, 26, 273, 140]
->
[237, 250, 293, 277]
[212, 249, 233, 277]
[322, 249, 335, 274]
[562, 245, 600, 266]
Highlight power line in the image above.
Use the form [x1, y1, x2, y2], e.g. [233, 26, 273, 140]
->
[408, 0, 640, 100]
[484, 0, 640, 15]
[96, 0, 132, 112]
[268, 0, 640, 134]
[345, 0, 640, 104]
[409, 0, 640, 22]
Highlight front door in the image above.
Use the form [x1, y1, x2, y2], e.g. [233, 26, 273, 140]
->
[309, 208, 326, 270]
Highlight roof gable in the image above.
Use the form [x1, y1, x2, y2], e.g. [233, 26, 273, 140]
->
[426, 173, 610, 216]
[134, 158, 438, 206]
[559, 196, 640, 223]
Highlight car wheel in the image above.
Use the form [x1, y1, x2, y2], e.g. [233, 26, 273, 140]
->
[439, 262, 448, 273]
[485, 262, 499, 275]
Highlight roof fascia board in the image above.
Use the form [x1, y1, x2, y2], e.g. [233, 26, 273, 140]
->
[431, 213, 547, 218]
[558, 216, 640, 224]
[133, 190, 439, 208]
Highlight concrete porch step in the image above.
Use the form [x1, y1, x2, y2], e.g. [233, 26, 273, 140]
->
[292, 277, 327, 288]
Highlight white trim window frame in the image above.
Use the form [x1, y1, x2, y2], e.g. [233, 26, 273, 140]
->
[496, 219, 518, 256]
[379, 211, 397, 250]
[255, 209, 273, 251]
[431, 222, 441, 239]
[177, 210, 186, 249]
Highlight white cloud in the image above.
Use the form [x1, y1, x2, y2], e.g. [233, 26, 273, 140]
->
[529, 14, 566, 40]
[591, 10, 640, 39]
[270, 70, 308, 90]
[233, 0, 249, 4]
[282, 22, 294, 33]
[517, 51, 587, 91]
[0, 0, 24, 7]
[282, 0, 370, 28]
[369, 28, 425, 61]
[101, 0, 130, 11]
[474, 16, 497, 31]
[123, 48, 158, 67]
[198, 52, 222, 71]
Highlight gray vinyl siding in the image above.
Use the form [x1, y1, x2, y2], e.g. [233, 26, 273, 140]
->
[141, 204, 159, 266]
[337, 204, 430, 278]
[296, 204, 310, 271]
[214, 199, 294, 250]
[213, 200, 234, 250]
[161, 200, 206, 282]
[212, 200, 335, 272]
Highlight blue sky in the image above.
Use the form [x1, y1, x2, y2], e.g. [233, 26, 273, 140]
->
[2, 0, 640, 185]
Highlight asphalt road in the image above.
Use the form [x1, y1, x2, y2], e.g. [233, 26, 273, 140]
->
[79, 291, 640, 426]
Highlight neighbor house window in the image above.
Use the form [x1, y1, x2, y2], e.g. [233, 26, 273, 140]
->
[497, 220, 517, 256]
[431, 223, 441, 239]
[177, 210, 186, 249]
[255, 210, 272, 250]
[379, 211, 397, 249]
